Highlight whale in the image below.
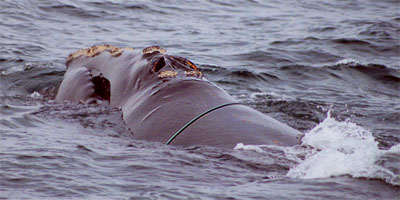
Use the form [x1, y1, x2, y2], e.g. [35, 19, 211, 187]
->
[55, 45, 301, 148]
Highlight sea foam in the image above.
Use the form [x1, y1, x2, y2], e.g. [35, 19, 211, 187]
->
[235, 111, 400, 185]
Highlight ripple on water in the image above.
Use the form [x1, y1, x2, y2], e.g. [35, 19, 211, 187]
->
[1, 0, 400, 199]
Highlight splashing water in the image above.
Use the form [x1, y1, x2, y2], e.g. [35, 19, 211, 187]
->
[287, 111, 399, 185]
[236, 111, 400, 186]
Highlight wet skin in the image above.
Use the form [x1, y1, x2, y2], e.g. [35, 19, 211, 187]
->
[56, 45, 301, 148]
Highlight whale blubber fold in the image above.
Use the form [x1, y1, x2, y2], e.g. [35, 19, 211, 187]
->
[153, 56, 166, 72]
[170, 56, 199, 71]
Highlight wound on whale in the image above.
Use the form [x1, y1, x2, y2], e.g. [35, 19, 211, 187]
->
[56, 45, 301, 148]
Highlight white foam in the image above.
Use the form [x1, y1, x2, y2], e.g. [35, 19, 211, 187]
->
[388, 144, 400, 154]
[234, 143, 265, 153]
[30, 91, 42, 99]
[234, 111, 400, 185]
[334, 58, 362, 66]
[1, 62, 59, 76]
[249, 91, 294, 101]
[1, 66, 24, 75]
[286, 111, 399, 185]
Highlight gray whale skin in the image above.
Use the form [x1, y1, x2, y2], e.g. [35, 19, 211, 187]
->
[56, 45, 301, 148]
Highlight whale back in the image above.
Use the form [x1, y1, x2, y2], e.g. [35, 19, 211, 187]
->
[56, 45, 301, 148]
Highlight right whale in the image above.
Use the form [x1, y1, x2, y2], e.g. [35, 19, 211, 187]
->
[55, 45, 301, 148]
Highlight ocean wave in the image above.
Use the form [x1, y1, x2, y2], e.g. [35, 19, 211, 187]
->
[0, 62, 64, 97]
[330, 60, 400, 91]
[38, 4, 106, 19]
[279, 61, 400, 96]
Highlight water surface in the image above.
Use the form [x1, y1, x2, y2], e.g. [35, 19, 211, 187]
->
[1, 0, 399, 199]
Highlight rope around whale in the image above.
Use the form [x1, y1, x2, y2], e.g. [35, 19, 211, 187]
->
[165, 102, 242, 145]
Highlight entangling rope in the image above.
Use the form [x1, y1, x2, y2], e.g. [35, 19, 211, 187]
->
[165, 102, 242, 145]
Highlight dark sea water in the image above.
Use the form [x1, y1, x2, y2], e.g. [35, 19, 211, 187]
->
[1, 0, 399, 199]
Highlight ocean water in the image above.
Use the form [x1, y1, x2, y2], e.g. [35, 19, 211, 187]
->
[1, 0, 399, 199]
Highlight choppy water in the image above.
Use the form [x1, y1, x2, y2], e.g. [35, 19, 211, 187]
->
[1, 0, 399, 199]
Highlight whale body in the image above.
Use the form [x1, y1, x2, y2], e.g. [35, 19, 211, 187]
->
[56, 45, 301, 148]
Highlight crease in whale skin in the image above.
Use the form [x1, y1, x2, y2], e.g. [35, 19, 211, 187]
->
[55, 45, 301, 148]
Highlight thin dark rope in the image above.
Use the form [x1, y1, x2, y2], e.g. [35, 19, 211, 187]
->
[165, 102, 242, 145]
